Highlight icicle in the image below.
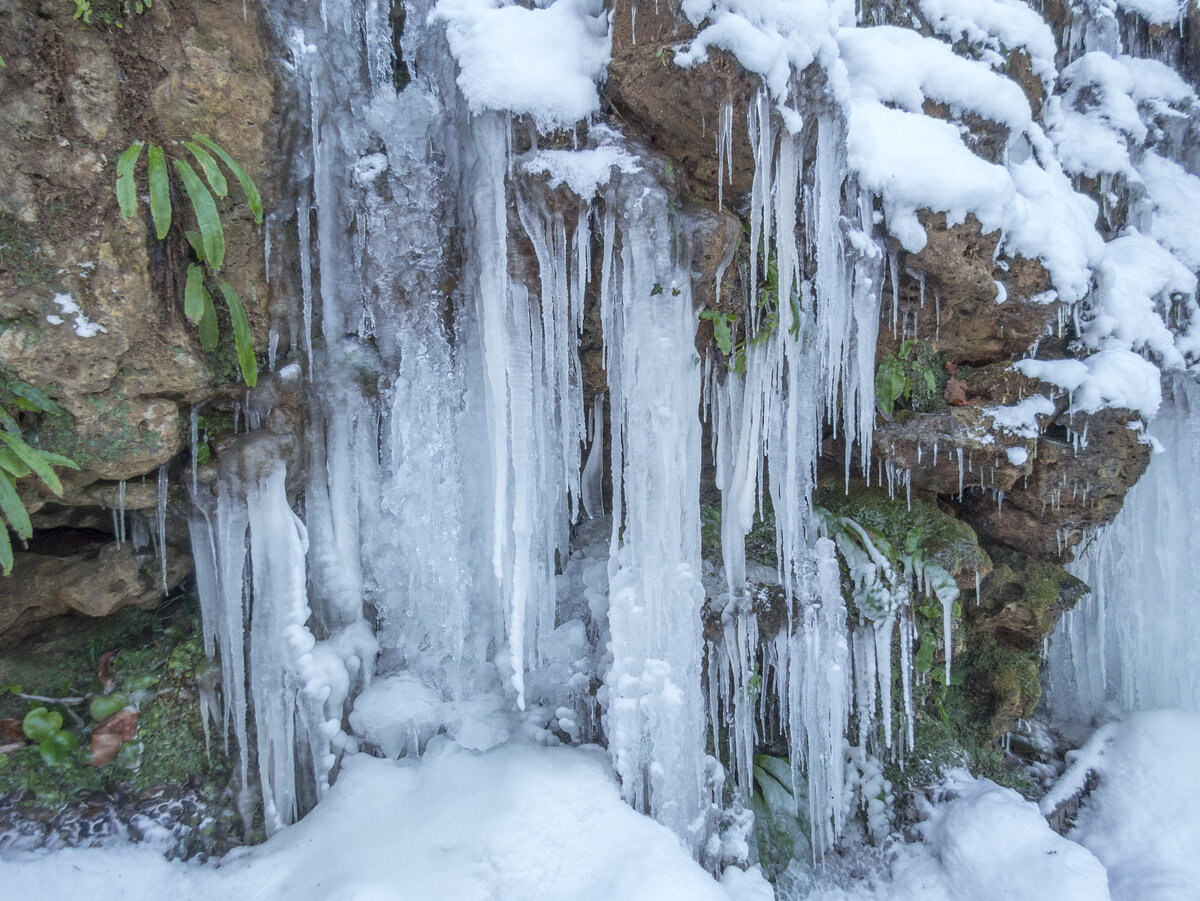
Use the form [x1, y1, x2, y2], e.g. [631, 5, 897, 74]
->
[156, 466, 169, 595]
[190, 406, 200, 494]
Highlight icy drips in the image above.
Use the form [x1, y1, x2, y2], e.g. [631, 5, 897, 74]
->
[1047, 374, 1200, 721]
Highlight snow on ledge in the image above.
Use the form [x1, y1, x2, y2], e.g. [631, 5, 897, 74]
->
[433, 0, 610, 131]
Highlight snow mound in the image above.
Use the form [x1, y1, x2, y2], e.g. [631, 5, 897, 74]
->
[0, 744, 767, 901]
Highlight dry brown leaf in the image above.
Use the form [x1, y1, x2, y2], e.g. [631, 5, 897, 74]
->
[89, 708, 138, 767]
[0, 718, 25, 743]
[96, 650, 118, 691]
[944, 377, 969, 406]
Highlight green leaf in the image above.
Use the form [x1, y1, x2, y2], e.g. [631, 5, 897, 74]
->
[650, 283, 663, 297]
[0, 429, 64, 495]
[124, 674, 159, 692]
[0, 447, 31, 478]
[875, 355, 908, 416]
[117, 740, 144, 769]
[899, 338, 916, 360]
[30, 450, 78, 471]
[184, 264, 206, 325]
[0, 682, 21, 694]
[89, 692, 129, 722]
[0, 470, 32, 540]
[699, 310, 737, 357]
[39, 730, 78, 768]
[219, 282, 257, 387]
[922, 369, 938, 394]
[115, 142, 144, 221]
[914, 636, 934, 673]
[5, 381, 61, 415]
[147, 144, 172, 241]
[0, 528, 11, 576]
[22, 706, 62, 742]
[183, 141, 228, 197]
[198, 284, 219, 351]
[174, 158, 224, 271]
[185, 230, 206, 263]
[193, 134, 263, 226]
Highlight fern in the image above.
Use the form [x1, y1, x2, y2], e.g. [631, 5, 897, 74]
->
[0, 380, 79, 575]
[113, 136, 263, 386]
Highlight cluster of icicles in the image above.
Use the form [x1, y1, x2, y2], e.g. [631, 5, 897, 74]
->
[177, 2, 963, 865]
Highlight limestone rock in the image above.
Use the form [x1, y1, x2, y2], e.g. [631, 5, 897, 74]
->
[0, 535, 189, 644]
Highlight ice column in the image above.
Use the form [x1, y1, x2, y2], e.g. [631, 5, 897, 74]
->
[600, 165, 709, 848]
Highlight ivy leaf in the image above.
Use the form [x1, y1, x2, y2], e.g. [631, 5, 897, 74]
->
[89, 692, 129, 722]
[699, 310, 737, 357]
[0, 429, 64, 495]
[0, 470, 32, 540]
[184, 264, 206, 325]
[219, 282, 257, 387]
[182, 141, 228, 197]
[147, 144, 172, 241]
[193, 134, 263, 226]
[115, 141, 144, 221]
[914, 636, 934, 673]
[174, 158, 224, 272]
[22, 706, 62, 742]
[875, 355, 908, 416]
[198, 284, 219, 351]
[39, 730, 79, 768]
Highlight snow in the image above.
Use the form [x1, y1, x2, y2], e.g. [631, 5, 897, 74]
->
[838, 26, 1032, 132]
[1070, 711, 1200, 901]
[1140, 154, 1200, 271]
[434, 0, 610, 129]
[0, 744, 763, 901]
[49, 292, 107, 337]
[1074, 348, 1163, 418]
[1115, 0, 1186, 24]
[918, 0, 1058, 81]
[520, 127, 640, 198]
[983, 395, 1055, 438]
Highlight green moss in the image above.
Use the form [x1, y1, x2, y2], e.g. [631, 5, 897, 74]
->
[0, 596, 231, 809]
[816, 480, 990, 579]
[31, 400, 165, 469]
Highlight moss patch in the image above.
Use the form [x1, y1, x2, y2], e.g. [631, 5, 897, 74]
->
[816, 479, 990, 581]
[0, 595, 232, 810]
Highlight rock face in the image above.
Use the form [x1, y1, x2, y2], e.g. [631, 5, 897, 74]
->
[0, 0, 275, 624]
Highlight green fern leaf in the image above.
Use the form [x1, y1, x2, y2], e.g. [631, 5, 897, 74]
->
[183, 141, 228, 197]
[0, 430, 64, 496]
[30, 450, 77, 470]
[115, 142, 144, 221]
[184, 264, 206, 325]
[0, 470, 32, 540]
[193, 134, 263, 226]
[5, 382, 61, 416]
[0, 517, 11, 576]
[219, 282, 257, 387]
[185, 230, 206, 263]
[0, 448, 31, 478]
[199, 285, 219, 351]
[174, 159, 224, 271]
[148, 145, 172, 240]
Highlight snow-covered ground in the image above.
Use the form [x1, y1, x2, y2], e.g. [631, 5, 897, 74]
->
[3, 710, 1198, 900]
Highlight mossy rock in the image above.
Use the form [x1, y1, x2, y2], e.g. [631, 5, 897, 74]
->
[816, 479, 991, 588]
[973, 545, 1088, 650]
[956, 632, 1042, 738]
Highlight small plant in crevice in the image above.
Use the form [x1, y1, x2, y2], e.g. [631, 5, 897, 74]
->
[115, 135, 262, 386]
[701, 249, 802, 377]
[0, 379, 78, 575]
[71, 0, 152, 30]
[875, 339, 948, 417]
